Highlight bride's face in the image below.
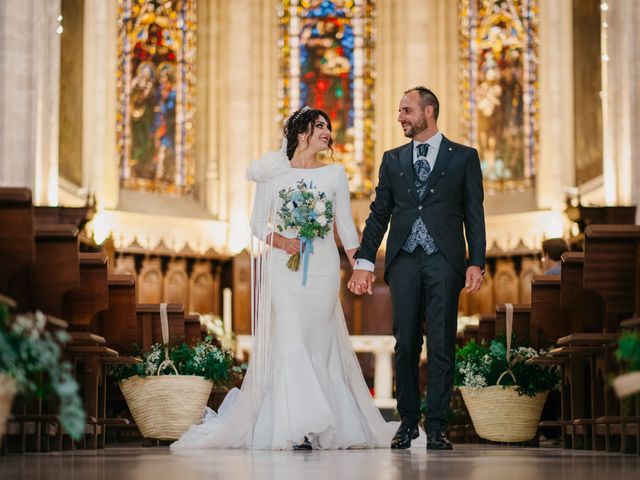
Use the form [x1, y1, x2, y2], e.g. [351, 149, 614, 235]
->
[303, 116, 332, 154]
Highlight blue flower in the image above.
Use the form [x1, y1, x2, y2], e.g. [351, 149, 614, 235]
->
[291, 191, 304, 204]
[292, 209, 305, 223]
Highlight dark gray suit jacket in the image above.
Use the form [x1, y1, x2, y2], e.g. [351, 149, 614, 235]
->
[355, 136, 486, 283]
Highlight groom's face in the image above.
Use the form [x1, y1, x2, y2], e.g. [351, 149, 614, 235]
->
[397, 91, 429, 138]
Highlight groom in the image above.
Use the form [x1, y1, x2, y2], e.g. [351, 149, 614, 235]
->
[348, 87, 486, 450]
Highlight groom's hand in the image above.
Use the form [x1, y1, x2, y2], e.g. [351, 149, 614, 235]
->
[465, 266, 483, 293]
[348, 270, 374, 295]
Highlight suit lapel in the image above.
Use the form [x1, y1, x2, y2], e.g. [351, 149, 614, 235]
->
[423, 135, 454, 195]
[398, 142, 419, 202]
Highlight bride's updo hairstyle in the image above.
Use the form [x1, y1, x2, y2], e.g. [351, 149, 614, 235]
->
[283, 106, 334, 160]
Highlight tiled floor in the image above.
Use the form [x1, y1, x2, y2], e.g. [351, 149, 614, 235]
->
[1, 445, 639, 480]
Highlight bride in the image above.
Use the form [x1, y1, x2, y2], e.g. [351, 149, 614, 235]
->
[171, 107, 394, 450]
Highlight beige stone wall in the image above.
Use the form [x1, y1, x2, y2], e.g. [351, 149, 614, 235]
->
[602, 0, 640, 222]
[0, 0, 61, 205]
[196, 0, 280, 252]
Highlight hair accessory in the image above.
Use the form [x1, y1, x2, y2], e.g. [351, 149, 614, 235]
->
[290, 105, 311, 124]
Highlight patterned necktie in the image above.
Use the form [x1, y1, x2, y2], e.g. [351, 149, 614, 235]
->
[402, 142, 439, 255]
[414, 144, 431, 198]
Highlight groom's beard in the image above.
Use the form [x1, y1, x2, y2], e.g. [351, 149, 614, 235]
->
[402, 115, 428, 138]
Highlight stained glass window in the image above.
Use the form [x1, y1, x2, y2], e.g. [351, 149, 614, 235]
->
[279, 0, 375, 197]
[117, 0, 197, 196]
[459, 0, 539, 193]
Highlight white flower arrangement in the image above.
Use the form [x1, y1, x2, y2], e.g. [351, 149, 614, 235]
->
[199, 314, 225, 340]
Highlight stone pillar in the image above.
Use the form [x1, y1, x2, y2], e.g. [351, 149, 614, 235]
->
[196, 0, 221, 218]
[214, 0, 279, 253]
[601, 0, 640, 221]
[537, 0, 575, 211]
[0, 0, 61, 205]
[424, 0, 461, 142]
[82, 0, 118, 210]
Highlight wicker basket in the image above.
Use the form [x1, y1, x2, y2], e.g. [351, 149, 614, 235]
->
[120, 374, 212, 440]
[118, 303, 213, 440]
[0, 373, 17, 439]
[458, 303, 549, 442]
[459, 385, 548, 442]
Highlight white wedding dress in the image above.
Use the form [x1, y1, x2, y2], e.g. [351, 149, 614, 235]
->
[171, 163, 395, 450]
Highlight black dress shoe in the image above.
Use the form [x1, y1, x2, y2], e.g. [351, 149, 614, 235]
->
[426, 430, 453, 450]
[293, 436, 312, 450]
[391, 422, 419, 449]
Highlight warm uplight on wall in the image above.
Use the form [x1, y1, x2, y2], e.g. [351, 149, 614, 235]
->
[228, 214, 251, 255]
[91, 211, 112, 246]
[56, 15, 63, 35]
[543, 209, 565, 239]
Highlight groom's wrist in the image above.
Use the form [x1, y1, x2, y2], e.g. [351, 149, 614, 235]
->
[354, 259, 375, 272]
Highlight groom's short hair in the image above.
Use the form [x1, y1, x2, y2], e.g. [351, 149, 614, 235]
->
[406, 86, 439, 120]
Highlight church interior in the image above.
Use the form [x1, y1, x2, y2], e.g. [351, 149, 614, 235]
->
[1, 0, 639, 478]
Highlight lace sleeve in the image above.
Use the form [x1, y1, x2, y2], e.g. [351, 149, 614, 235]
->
[333, 165, 359, 250]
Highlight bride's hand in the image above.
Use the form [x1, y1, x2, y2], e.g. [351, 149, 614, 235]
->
[280, 236, 301, 255]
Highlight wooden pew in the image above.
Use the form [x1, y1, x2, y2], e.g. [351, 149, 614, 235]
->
[34, 205, 93, 231]
[575, 225, 640, 450]
[543, 226, 640, 452]
[530, 275, 571, 349]
[551, 334, 620, 450]
[477, 314, 496, 345]
[544, 252, 611, 449]
[184, 313, 203, 345]
[0, 188, 35, 305]
[462, 324, 478, 345]
[65, 253, 109, 329]
[583, 225, 640, 331]
[136, 303, 185, 351]
[32, 224, 80, 317]
[495, 304, 531, 345]
[66, 339, 118, 449]
[0, 292, 17, 309]
[97, 274, 138, 355]
[559, 252, 604, 333]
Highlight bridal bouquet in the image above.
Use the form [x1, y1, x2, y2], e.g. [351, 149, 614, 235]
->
[276, 180, 334, 285]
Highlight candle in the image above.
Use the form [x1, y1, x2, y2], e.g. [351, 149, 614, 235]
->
[223, 288, 232, 338]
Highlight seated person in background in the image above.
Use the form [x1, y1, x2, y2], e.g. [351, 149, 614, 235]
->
[542, 237, 570, 276]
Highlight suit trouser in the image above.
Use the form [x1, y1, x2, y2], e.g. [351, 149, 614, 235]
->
[387, 249, 464, 432]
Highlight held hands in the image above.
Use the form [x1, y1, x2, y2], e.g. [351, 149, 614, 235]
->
[347, 270, 375, 295]
[465, 265, 484, 293]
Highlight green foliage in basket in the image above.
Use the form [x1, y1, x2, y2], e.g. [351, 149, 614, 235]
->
[454, 336, 560, 397]
[109, 337, 245, 386]
[0, 304, 86, 440]
[615, 332, 640, 371]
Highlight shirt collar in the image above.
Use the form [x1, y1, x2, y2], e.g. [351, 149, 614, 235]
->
[413, 131, 443, 152]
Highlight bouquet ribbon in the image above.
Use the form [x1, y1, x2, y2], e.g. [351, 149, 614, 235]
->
[300, 237, 314, 286]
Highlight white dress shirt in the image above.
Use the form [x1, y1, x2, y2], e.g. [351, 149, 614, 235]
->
[354, 131, 443, 272]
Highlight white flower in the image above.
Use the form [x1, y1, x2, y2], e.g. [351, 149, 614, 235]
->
[316, 201, 326, 214]
[317, 215, 327, 226]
